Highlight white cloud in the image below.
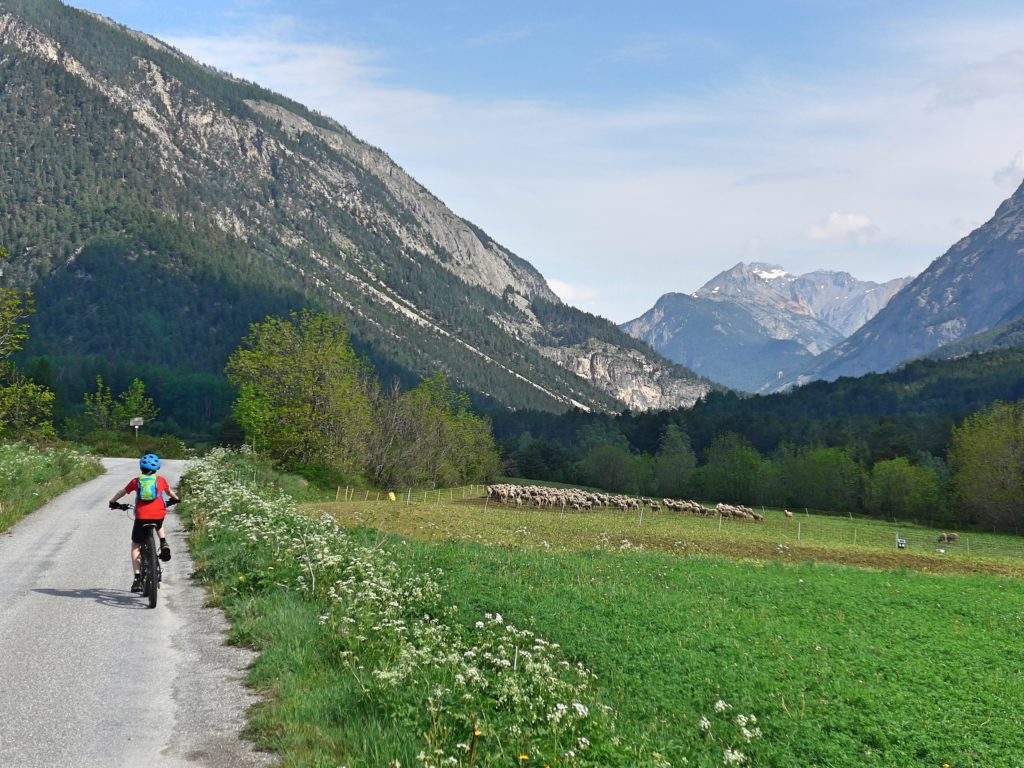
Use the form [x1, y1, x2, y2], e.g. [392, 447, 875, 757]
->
[994, 150, 1024, 187]
[606, 40, 674, 64]
[929, 49, 1024, 109]
[159, 14, 1024, 322]
[808, 213, 878, 246]
[547, 279, 599, 308]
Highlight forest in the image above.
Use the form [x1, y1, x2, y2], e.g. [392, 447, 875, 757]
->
[489, 349, 1024, 531]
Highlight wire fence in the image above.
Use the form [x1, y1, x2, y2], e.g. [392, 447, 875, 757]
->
[324, 482, 1024, 562]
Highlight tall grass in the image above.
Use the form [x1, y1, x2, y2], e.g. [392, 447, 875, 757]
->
[0, 443, 103, 532]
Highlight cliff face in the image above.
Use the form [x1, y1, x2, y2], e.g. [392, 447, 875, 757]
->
[542, 339, 709, 411]
[0, 1, 706, 412]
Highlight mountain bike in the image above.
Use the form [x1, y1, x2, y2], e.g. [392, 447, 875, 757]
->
[111, 500, 177, 608]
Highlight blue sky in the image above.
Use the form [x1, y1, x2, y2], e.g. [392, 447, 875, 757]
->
[69, 1, 1024, 321]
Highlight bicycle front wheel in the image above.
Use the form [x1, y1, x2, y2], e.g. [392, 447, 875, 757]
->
[144, 528, 159, 609]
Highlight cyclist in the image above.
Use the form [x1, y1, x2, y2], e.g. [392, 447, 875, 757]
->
[108, 452, 180, 593]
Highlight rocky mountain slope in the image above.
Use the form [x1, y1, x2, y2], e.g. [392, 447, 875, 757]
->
[0, 0, 709, 416]
[622, 263, 909, 392]
[927, 316, 1024, 360]
[793, 180, 1024, 385]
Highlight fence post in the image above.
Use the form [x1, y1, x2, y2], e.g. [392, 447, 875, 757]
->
[335, 486, 340, 502]
[406, 488, 412, 504]
[797, 521, 802, 541]
[364, 490, 369, 501]
[718, 514, 723, 531]
[853, 528, 857, 546]
[966, 537, 970, 555]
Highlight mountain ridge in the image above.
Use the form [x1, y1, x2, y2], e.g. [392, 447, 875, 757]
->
[622, 262, 910, 392]
[789, 179, 1024, 386]
[0, 0, 710, 418]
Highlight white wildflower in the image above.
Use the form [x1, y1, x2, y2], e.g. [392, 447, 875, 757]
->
[723, 747, 746, 765]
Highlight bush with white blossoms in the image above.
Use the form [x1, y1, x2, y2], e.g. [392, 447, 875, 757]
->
[181, 449, 625, 767]
[696, 699, 762, 766]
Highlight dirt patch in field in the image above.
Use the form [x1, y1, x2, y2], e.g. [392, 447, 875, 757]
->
[632, 536, 1024, 578]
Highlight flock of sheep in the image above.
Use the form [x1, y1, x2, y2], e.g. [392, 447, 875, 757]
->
[484, 484, 765, 522]
[482, 484, 969, 552]
[482, 485, 967, 545]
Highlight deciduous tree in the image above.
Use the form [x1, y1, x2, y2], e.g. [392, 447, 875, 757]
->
[949, 401, 1024, 530]
[226, 311, 376, 471]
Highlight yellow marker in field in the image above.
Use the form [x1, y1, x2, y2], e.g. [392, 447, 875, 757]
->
[388, 491, 396, 502]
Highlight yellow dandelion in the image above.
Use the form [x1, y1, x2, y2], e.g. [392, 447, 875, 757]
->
[518, 755, 529, 763]
[474, 730, 483, 737]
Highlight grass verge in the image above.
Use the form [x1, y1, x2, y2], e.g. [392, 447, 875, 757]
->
[0, 442, 103, 532]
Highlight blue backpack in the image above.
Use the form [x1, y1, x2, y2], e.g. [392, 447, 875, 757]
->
[138, 474, 160, 502]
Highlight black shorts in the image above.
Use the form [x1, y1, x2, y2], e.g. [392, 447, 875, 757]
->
[131, 518, 165, 544]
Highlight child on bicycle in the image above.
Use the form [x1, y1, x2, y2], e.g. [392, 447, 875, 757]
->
[108, 452, 180, 593]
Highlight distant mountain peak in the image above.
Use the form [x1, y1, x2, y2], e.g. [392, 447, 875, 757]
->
[749, 263, 791, 281]
[789, 181, 1024, 386]
[624, 261, 912, 392]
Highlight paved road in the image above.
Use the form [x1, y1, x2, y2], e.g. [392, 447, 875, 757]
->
[0, 458, 273, 768]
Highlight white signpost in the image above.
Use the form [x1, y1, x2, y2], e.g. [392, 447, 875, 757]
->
[129, 416, 144, 441]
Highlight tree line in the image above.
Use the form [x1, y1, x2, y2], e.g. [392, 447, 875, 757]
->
[500, 402, 1024, 532]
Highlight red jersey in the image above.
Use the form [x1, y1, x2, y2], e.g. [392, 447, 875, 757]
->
[121, 475, 171, 521]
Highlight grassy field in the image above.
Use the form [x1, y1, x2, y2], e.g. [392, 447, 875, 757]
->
[0, 443, 104, 532]
[315, 494, 1024, 578]
[409, 543, 1023, 766]
[314, 496, 1024, 766]
[184, 453, 1024, 767]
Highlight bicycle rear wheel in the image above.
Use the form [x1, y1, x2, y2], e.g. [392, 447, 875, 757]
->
[144, 528, 159, 609]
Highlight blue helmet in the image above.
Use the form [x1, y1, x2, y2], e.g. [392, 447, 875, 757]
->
[140, 453, 161, 472]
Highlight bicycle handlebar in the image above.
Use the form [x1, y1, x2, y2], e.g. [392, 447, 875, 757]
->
[109, 498, 179, 510]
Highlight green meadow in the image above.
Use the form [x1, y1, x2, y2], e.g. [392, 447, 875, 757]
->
[321, 498, 1024, 766]
[185, 455, 1024, 767]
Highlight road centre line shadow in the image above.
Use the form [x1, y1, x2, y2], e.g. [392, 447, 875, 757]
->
[33, 587, 149, 609]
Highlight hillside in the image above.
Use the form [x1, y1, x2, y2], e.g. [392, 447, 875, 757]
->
[492, 347, 1024, 464]
[790, 179, 1024, 386]
[928, 315, 1024, 360]
[0, 0, 709, 427]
